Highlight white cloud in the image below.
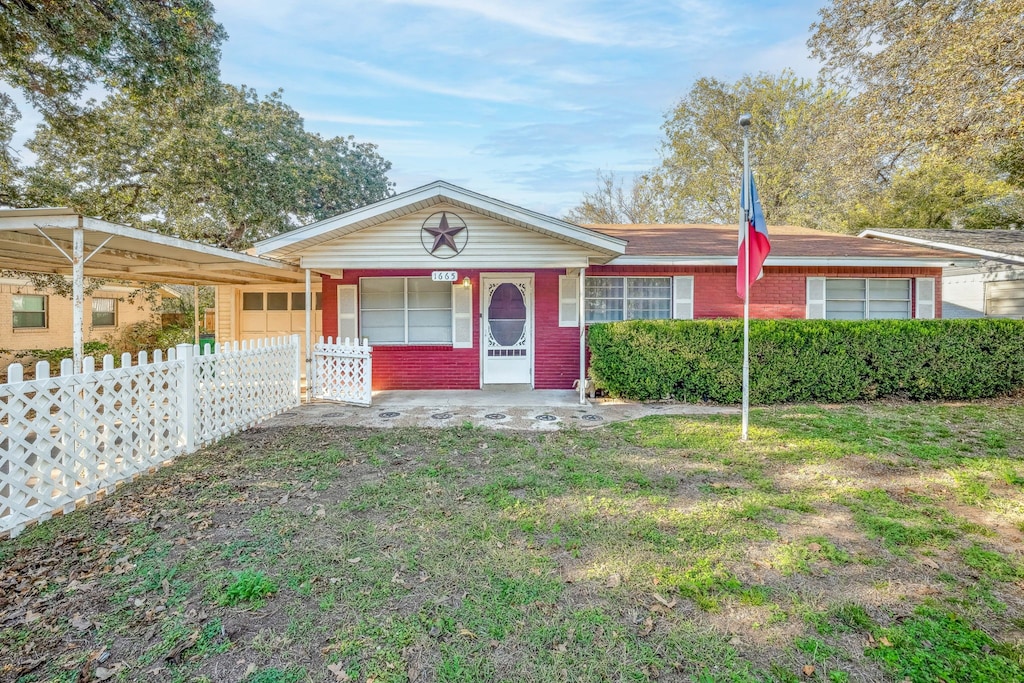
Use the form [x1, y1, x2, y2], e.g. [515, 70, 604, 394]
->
[330, 57, 543, 104]
[299, 111, 422, 127]
[380, 0, 728, 48]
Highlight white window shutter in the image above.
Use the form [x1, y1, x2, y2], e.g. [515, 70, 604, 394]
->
[672, 276, 694, 319]
[558, 275, 579, 327]
[806, 277, 826, 319]
[337, 285, 358, 342]
[915, 277, 935, 319]
[452, 284, 473, 348]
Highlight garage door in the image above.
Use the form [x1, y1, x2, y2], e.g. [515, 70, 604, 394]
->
[986, 280, 1024, 317]
[239, 289, 323, 341]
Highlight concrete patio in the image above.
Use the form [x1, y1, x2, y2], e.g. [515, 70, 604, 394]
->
[263, 389, 737, 431]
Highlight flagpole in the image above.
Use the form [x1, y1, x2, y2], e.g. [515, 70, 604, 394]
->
[740, 114, 751, 441]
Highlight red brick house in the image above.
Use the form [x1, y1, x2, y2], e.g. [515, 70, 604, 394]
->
[252, 181, 970, 392]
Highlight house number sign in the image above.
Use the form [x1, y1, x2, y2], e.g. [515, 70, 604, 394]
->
[431, 271, 459, 282]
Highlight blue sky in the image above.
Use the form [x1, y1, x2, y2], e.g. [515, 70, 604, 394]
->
[213, 0, 828, 216]
[8, 0, 827, 218]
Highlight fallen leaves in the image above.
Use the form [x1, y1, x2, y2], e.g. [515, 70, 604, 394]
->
[94, 662, 127, 681]
[164, 630, 200, 662]
[327, 663, 351, 681]
[652, 593, 677, 609]
[70, 614, 92, 631]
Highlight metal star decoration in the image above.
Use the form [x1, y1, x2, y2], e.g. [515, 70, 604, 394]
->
[423, 212, 466, 253]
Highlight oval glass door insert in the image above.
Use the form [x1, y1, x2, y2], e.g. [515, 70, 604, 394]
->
[488, 283, 526, 346]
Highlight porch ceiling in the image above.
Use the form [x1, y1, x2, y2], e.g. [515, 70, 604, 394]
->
[0, 208, 307, 285]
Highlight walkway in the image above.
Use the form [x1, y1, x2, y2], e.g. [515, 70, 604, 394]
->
[264, 389, 737, 431]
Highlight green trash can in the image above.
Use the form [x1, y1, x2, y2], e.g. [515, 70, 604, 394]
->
[198, 333, 216, 355]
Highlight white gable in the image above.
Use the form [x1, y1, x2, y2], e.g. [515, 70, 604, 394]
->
[296, 204, 601, 269]
[253, 181, 625, 268]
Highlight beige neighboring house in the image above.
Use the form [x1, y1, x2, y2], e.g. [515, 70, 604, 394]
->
[0, 278, 172, 353]
[214, 283, 323, 346]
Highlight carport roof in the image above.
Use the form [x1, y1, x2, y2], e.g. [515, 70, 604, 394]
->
[0, 207, 306, 285]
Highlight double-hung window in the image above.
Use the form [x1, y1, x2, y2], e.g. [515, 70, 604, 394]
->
[585, 277, 672, 322]
[13, 294, 47, 329]
[91, 298, 116, 327]
[360, 277, 453, 344]
[824, 278, 911, 319]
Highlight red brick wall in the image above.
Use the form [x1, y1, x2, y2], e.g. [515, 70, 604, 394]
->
[534, 270, 581, 389]
[321, 266, 943, 391]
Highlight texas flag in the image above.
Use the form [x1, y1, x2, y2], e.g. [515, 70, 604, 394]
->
[736, 171, 771, 300]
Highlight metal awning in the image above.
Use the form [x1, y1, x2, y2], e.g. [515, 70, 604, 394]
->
[0, 207, 306, 286]
[0, 207, 311, 372]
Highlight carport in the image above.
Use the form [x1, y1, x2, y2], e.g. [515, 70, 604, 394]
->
[0, 207, 315, 373]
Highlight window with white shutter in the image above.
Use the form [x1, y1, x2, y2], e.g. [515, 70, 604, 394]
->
[806, 277, 826, 319]
[558, 275, 579, 327]
[337, 285, 358, 342]
[452, 284, 473, 347]
[810, 278, 914, 320]
[915, 277, 935, 319]
[672, 276, 693, 319]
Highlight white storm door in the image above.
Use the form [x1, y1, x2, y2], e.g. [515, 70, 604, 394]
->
[481, 277, 532, 385]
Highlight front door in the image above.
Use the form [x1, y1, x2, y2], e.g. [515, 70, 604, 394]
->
[482, 276, 532, 385]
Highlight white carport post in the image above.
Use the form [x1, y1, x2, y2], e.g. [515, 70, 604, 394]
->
[72, 220, 84, 373]
[304, 268, 312, 402]
[579, 265, 587, 405]
[193, 283, 200, 345]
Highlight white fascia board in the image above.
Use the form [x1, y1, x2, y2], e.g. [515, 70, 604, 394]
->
[0, 213, 81, 231]
[254, 180, 627, 257]
[608, 255, 977, 267]
[859, 229, 1024, 265]
[299, 255, 592, 270]
[0, 207, 80, 221]
[77, 217, 303, 273]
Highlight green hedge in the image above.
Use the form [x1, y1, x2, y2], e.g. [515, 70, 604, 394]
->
[587, 319, 1024, 404]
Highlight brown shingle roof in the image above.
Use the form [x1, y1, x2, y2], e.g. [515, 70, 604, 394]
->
[583, 223, 973, 261]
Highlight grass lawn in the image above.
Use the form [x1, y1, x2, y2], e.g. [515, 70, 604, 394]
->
[2, 402, 1023, 682]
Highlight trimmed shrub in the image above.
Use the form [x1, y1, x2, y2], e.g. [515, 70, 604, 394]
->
[587, 319, 1024, 404]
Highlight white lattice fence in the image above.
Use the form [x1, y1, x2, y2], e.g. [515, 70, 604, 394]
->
[193, 337, 301, 446]
[1, 335, 301, 537]
[312, 337, 372, 406]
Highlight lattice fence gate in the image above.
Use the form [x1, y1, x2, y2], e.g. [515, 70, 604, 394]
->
[311, 337, 372, 406]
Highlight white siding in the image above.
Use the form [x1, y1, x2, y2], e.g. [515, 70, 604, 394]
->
[298, 205, 598, 269]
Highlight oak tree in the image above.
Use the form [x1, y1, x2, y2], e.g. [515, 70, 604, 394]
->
[23, 85, 394, 249]
[0, 0, 225, 119]
[654, 71, 849, 228]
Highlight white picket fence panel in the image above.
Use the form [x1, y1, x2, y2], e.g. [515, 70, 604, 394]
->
[0, 335, 300, 538]
[312, 336, 372, 406]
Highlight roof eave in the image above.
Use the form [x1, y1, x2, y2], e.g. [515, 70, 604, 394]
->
[860, 229, 1024, 265]
[607, 255, 977, 267]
